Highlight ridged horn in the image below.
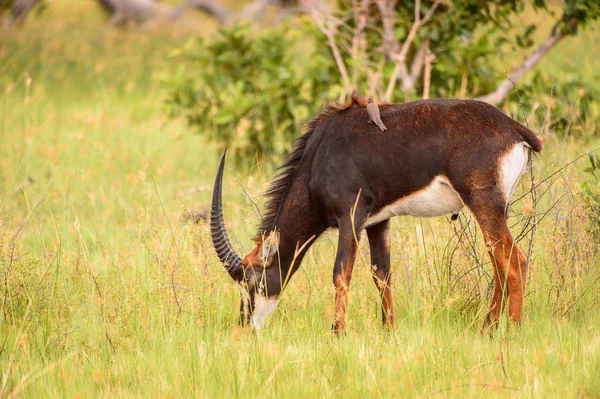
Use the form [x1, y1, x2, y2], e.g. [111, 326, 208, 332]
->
[210, 149, 243, 281]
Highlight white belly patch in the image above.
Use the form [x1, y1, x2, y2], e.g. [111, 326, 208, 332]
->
[365, 176, 463, 227]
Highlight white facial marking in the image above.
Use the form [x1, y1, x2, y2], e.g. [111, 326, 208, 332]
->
[501, 142, 529, 202]
[366, 176, 463, 227]
[251, 295, 279, 330]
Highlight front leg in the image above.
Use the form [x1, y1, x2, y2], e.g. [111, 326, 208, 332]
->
[332, 215, 366, 334]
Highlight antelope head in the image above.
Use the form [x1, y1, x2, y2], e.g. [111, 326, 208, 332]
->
[210, 150, 282, 328]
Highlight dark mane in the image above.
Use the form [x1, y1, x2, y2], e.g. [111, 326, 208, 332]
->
[255, 98, 386, 239]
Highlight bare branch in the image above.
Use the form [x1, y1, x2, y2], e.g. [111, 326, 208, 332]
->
[383, 0, 443, 101]
[399, 40, 428, 93]
[399, 0, 441, 63]
[458, 69, 468, 98]
[477, 20, 568, 105]
[241, 0, 278, 20]
[376, 0, 400, 58]
[97, 0, 232, 25]
[177, 0, 231, 23]
[366, 57, 386, 98]
[375, 0, 406, 99]
[409, 40, 428, 79]
[350, 0, 371, 88]
[302, 0, 353, 95]
[422, 39, 435, 99]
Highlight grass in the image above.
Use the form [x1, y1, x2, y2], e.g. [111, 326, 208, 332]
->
[1, 2, 600, 397]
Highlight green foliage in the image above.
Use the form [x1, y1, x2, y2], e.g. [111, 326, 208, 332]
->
[162, 23, 336, 167]
[324, 0, 543, 101]
[161, 2, 600, 166]
[426, 1, 533, 98]
[425, 0, 599, 98]
[563, 0, 600, 32]
[430, 27, 501, 98]
[440, 0, 600, 113]
[498, 69, 600, 138]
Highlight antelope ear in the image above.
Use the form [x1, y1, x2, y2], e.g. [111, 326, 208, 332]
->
[259, 231, 280, 265]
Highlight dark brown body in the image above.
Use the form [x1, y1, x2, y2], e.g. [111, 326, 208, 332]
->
[305, 100, 535, 221]
[211, 98, 542, 332]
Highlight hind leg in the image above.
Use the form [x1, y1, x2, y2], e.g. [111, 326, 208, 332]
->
[366, 220, 395, 328]
[466, 190, 528, 328]
[484, 227, 527, 326]
[482, 266, 506, 330]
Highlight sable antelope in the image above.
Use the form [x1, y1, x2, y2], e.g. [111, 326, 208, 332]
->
[210, 98, 543, 333]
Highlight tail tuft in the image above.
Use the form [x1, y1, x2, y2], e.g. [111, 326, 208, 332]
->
[516, 124, 543, 152]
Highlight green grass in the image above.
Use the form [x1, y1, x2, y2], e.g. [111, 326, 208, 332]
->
[1, 2, 600, 397]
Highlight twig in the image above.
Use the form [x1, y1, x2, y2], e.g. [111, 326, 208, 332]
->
[506, 71, 529, 128]
[236, 180, 262, 219]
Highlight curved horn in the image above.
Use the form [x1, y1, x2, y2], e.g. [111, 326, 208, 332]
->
[210, 149, 243, 281]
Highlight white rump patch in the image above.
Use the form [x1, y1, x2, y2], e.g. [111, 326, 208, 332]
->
[251, 295, 279, 330]
[365, 176, 464, 227]
[501, 142, 529, 202]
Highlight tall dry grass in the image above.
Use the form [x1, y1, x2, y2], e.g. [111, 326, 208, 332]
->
[1, 1, 599, 397]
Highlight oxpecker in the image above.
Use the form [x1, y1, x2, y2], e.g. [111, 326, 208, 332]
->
[367, 97, 387, 131]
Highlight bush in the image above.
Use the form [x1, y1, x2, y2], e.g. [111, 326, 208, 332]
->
[162, 23, 336, 168]
[163, 5, 600, 168]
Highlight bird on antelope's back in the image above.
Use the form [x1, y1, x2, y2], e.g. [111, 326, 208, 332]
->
[367, 97, 387, 131]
